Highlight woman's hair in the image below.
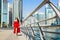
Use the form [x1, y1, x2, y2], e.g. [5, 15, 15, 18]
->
[16, 18, 19, 22]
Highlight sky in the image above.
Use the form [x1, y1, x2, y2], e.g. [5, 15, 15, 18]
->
[9, 0, 13, 4]
[9, 0, 58, 18]
[23, 0, 58, 18]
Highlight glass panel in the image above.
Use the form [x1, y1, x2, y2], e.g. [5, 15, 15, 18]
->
[33, 27, 41, 40]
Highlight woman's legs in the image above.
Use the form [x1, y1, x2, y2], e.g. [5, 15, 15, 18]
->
[14, 28, 18, 35]
[13, 28, 15, 34]
[16, 28, 18, 35]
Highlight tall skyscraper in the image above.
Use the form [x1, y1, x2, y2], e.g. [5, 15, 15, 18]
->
[0, 0, 1, 27]
[46, 4, 56, 19]
[9, 3, 13, 27]
[52, 0, 60, 25]
[19, 0, 23, 23]
[57, 0, 60, 25]
[1, 0, 9, 27]
[13, 0, 23, 23]
[13, 0, 19, 19]
[34, 12, 40, 20]
[34, 12, 45, 26]
[45, 4, 56, 25]
[58, 0, 60, 10]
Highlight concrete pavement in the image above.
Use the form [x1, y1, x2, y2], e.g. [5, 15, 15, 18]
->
[0, 30, 13, 40]
[0, 29, 28, 40]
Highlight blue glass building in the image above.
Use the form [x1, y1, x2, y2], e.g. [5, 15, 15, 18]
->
[53, 0, 60, 25]
[13, 0, 22, 23]
[0, 0, 1, 27]
[57, 0, 60, 25]
[1, 0, 9, 27]
[45, 4, 56, 25]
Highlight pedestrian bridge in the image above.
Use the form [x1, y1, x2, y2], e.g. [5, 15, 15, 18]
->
[20, 0, 60, 40]
[1, 0, 60, 40]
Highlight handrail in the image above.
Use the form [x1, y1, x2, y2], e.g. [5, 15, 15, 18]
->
[21, 25, 60, 28]
[23, 0, 60, 23]
[23, 0, 48, 22]
[39, 16, 56, 22]
[43, 31, 60, 34]
[23, 16, 56, 26]
[21, 0, 60, 40]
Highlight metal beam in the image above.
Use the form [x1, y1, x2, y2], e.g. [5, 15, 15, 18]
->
[48, 1, 60, 18]
[23, 0, 49, 22]
[21, 25, 60, 30]
[43, 31, 60, 34]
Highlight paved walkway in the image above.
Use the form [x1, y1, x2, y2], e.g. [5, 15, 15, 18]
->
[0, 29, 27, 40]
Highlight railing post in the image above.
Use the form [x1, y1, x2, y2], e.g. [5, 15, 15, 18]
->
[26, 25, 32, 40]
[31, 15, 45, 40]
[26, 25, 30, 40]
[37, 22, 45, 40]
[23, 22, 30, 40]
[30, 25, 35, 40]
[30, 17, 36, 40]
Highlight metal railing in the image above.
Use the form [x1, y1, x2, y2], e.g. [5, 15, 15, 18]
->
[21, 16, 60, 40]
[21, 0, 60, 40]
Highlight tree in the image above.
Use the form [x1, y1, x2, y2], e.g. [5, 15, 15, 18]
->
[2, 22, 7, 28]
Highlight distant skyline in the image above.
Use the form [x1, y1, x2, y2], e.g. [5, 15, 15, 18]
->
[23, 0, 58, 18]
[9, 0, 58, 18]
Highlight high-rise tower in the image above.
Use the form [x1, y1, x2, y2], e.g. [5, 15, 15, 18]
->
[13, 0, 23, 23]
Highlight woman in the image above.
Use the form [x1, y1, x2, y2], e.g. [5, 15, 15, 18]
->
[13, 18, 20, 35]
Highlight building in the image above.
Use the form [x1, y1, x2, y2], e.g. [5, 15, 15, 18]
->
[13, 0, 23, 23]
[0, 0, 1, 27]
[1, 0, 9, 27]
[13, 0, 19, 19]
[58, 0, 60, 11]
[45, 4, 56, 25]
[53, 0, 60, 25]
[9, 3, 13, 27]
[34, 12, 45, 26]
[19, 0, 23, 23]
[34, 12, 45, 20]
[34, 12, 40, 20]
[57, 0, 60, 25]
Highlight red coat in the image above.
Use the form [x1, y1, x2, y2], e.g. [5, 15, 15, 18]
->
[13, 20, 20, 33]
[14, 21, 20, 28]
